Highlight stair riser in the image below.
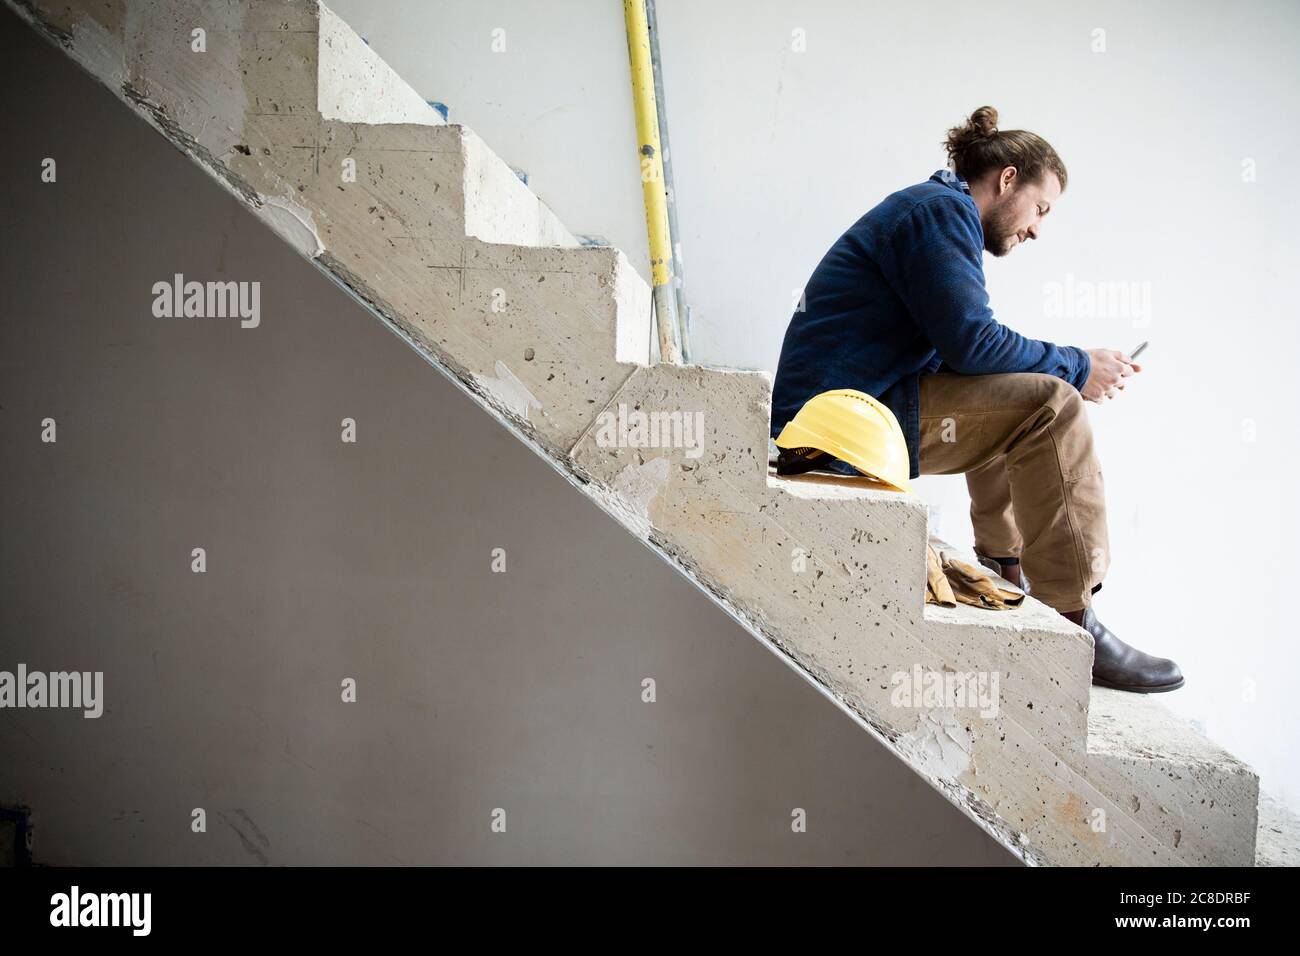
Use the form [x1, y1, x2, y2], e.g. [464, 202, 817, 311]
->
[1083, 756, 1257, 866]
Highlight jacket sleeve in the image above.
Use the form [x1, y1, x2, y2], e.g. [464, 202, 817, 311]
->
[886, 197, 1090, 390]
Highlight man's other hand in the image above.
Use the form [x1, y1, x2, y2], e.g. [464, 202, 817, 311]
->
[1082, 349, 1141, 403]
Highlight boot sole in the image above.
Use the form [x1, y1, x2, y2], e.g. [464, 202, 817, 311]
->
[1092, 676, 1185, 694]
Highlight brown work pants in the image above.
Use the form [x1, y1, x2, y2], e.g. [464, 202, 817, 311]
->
[918, 372, 1108, 613]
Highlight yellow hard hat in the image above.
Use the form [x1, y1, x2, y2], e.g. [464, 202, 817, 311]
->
[774, 389, 914, 494]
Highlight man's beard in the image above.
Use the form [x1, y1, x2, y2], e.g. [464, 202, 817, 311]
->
[981, 204, 1020, 257]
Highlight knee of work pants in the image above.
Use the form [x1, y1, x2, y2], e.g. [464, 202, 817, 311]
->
[919, 372, 1090, 475]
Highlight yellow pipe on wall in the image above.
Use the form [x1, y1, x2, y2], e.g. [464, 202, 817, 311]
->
[623, 0, 682, 365]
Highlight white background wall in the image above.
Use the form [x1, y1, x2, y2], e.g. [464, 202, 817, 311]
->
[329, 0, 1300, 813]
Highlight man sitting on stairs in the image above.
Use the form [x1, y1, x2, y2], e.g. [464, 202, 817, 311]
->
[769, 106, 1183, 694]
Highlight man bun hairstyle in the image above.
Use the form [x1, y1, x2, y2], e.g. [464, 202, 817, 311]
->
[944, 106, 1068, 191]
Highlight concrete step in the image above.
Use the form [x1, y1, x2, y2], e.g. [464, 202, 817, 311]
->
[933, 535, 1261, 864]
[316, 2, 446, 127]
[1084, 687, 1259, 865]
[9, 0, 1268, 866]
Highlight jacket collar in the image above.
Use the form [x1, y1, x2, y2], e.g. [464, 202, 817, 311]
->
[930, 169, 971, 194]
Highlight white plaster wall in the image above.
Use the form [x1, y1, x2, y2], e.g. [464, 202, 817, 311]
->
[327, 0, 1300, 814]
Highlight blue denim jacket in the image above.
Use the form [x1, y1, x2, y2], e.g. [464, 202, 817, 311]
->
[771, 171, 1090, 479]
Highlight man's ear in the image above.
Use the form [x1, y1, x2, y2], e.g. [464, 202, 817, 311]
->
[998, 166, 1018, 194]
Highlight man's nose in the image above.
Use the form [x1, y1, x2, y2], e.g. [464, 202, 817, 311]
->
[1025, 223, 1039, 241]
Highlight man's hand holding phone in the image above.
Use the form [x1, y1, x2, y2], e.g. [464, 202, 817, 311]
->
[1082, 345, 1144, 403]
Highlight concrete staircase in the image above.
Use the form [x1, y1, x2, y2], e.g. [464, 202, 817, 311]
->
[9, 0, 1274, 866]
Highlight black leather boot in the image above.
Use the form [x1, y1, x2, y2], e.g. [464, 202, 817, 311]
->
[976, 554, 1184, 694]
[1065, 607, 1185, 693]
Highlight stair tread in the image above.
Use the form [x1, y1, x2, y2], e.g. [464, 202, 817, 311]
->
[767, 468, 924, 504]
[1087, 687, 1255, 775]
[922, 535, 1083, 635]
